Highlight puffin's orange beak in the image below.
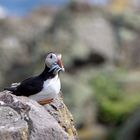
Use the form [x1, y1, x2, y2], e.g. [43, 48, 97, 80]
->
[57, 54, 65, 71]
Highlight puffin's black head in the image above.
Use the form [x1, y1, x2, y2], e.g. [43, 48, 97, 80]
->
[45, 52, 65, 74]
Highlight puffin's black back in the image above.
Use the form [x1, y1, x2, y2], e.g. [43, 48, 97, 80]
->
[15, 76, 44, 96]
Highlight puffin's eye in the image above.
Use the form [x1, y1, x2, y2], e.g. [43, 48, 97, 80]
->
[50, 54, 53, 59]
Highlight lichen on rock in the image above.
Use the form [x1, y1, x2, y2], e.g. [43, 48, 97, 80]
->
[44, 93, 78, 138]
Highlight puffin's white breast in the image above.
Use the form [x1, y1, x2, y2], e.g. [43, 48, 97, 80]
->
[29, 75, 61, 101]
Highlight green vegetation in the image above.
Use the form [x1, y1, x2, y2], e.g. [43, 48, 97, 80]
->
[91, 71, 140, 125]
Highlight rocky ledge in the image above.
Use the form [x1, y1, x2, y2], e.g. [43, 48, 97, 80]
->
[0, 91, 78, 140]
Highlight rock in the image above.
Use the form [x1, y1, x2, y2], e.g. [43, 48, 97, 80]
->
[44, 94, 78, 138]
[0, 106, 29, 140]
[0, 92, 78, 140]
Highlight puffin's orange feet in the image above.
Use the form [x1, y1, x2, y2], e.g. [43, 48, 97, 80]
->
[38, 98, 53, 105]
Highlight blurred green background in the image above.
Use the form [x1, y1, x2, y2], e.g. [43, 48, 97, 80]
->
[0, 0, 140, 140]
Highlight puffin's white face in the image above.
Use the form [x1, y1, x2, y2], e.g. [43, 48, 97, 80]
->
[45, 53, 58, 67]
[45, 53, 64, 73]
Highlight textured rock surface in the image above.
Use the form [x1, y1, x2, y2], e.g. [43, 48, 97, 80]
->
[0, 91, 78, 140]
[44, 94, 78, 138]
[0, 106, 29, 140]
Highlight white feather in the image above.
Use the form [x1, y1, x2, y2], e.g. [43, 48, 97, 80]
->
[29, 75, 60, 101]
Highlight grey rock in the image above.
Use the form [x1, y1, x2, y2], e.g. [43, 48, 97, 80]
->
[0, 92, 78, 140]
[0, 106, 28, 140]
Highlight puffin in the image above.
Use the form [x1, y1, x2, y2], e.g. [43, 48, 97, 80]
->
[4, 52, 65, 105]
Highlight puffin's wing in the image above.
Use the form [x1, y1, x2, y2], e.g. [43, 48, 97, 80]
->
[15, 77, 43, 96]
